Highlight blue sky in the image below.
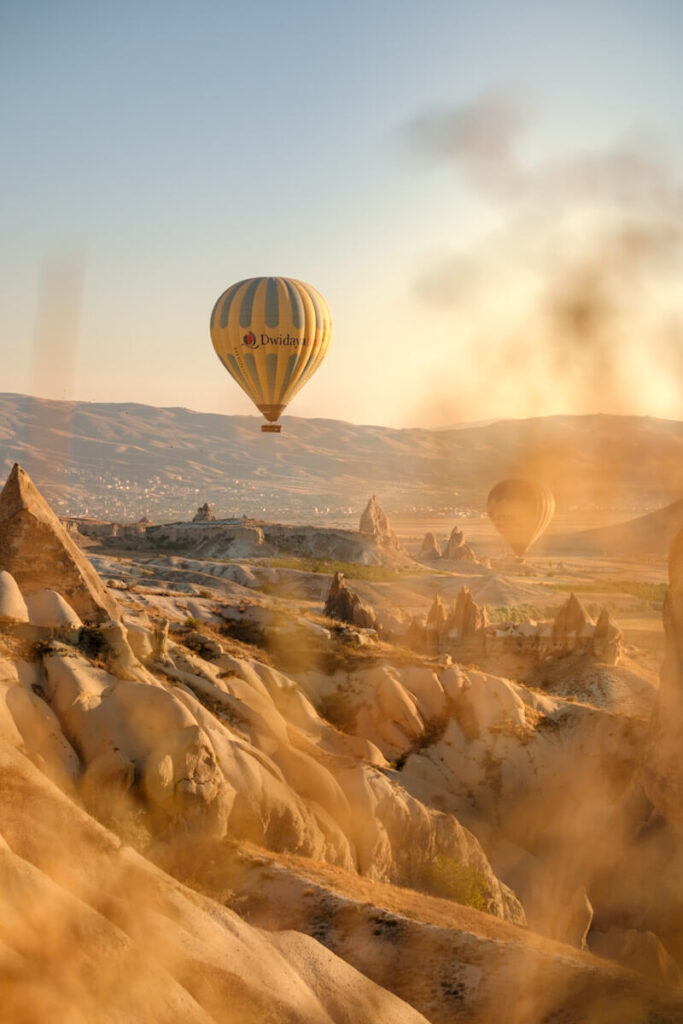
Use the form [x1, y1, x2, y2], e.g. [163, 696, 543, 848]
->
[3, 0, 683, 426]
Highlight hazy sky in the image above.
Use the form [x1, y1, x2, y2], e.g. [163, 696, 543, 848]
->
[3, 0, 683, 427]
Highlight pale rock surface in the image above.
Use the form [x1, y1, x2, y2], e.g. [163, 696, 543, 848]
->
[4, 456, 680, 1016]
[0, 458, 526, 919]
[332, 760, 523, 919]
[0, 570, 28, 624]
[1, 657, 80, 790]
[400, 668, 637, 840]
[352, 665, 424, 756]
[426, 593, 447, 633]
[98, 619, 149, 679]
[0, 658, 23, 748]
[233, 854, 679, 1024]
[41, 648, 228, 834]
[391, 669, 647, 942]
[0, 464, 120, 623]
[399, 666, 447, 720]
[0, 743, 431, 1024]
[152, 617, 170, 661]
[403, 616, 428, 652]
[265, 615, 332, 669]
[535, 661, 654, 717]
[358, 495, 401, 549]
[553, 592, 592, 637]
[593, 606, 622, 664]
[418, 532, 441, 560]
[324, 572, 377, 630]
[143, 721, 227, 835]
[440, 663, 467, 701]
[443, 525, 479, 563]
[148, 521, 268, 559]
[28, 633, 517, 910]
[124, 618, 154, 661]
[80, 747, 135, 817]
[322, 662, 446, 753]
[447, 585, 488, 637]
[25, 589, 82, 629]
[145, 518, 416, 568]
[152, 650, 522, 918]
[376, 608, 407, 633]
[192, 502, 216, 522]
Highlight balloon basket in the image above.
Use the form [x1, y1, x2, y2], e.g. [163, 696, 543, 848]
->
[261, 424, 281, 433]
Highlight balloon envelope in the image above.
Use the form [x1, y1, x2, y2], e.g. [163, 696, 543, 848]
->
[210, 277, 332, 429]
[486, 479, 555, 557]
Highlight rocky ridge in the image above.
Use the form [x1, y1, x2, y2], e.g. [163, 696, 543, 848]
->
[417, 525, 486, 567]
[0, 464, 120, 623]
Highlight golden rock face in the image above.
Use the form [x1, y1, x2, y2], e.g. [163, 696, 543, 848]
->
[0, 463, 120, 624]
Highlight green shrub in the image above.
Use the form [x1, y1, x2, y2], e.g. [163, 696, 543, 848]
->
[487, 603, 554, 624]
[245, 556, 442, 582]
[547, 579, 667, 608]
[152, 536, 187, 552]
[420, 855, 488, 911]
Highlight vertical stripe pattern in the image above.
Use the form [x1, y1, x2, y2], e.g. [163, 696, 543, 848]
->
[486, 480, 555, 556]
[210, 276, 333, 421]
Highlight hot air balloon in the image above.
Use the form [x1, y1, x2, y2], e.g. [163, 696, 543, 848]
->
[486, 479, 555, 559]
[210, 277, 332, 432]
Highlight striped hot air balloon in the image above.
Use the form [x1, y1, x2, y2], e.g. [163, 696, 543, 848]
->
[210, 277, 332, 432]
[486, 479, 555, 559]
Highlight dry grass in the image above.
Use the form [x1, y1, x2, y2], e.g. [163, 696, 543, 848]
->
[189, 839, 607, 967]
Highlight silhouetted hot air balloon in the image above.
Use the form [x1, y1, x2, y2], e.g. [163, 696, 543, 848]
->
[210, 277, 332, 432]
[486, 479, 555, 559]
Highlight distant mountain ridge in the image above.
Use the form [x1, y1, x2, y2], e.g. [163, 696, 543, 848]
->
[0, 393, 682, 522]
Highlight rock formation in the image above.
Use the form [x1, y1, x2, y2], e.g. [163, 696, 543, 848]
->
[426, 593, 448, 632]
[324, 572, 377, 630]
[192, 502, 216, 523]
[404, 616, 428, 652]
[418, 532, 441, 561]
[1, 451, 683, 1020]
[0, 570, 29, 624]
[553, 593, 592, 637]
[25, 590, 82, 630]
[358, 495, 401, 549]
[151, 617, 170, 661]
[0, 744, 430, 1024]
[443, 525, 479, 563]
[593, 606, 622, 663]
[0, 464, 120, 623]
[447, 585, 488, 638]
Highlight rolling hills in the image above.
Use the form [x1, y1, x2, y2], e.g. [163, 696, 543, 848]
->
[1, 393, 682, 523]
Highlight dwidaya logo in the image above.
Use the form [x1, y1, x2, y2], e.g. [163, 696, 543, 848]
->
[242, 332, 308, 350]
